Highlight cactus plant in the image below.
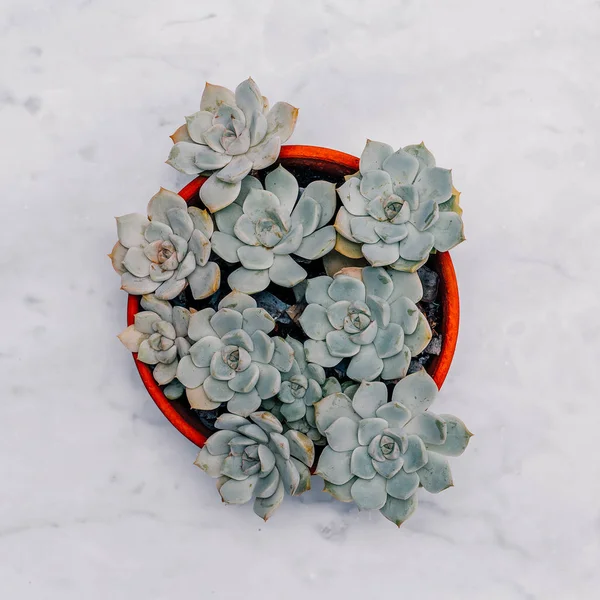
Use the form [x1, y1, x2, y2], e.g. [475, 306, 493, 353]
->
[297, 267, 432, 382]
[110, 188, 220, 300]
[167, 78, 298, 213]
[314, 369, 472, 526]
[175, 291, 296, 417]
[117, 295, 192, 398]
[335, 140, 465, 272]
[194, 411, 314, 520]
[262, 336, 341, 444]
[210, 166, 337, 293]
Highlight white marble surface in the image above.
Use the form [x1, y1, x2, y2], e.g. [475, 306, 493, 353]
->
[2, 0, 600, 598]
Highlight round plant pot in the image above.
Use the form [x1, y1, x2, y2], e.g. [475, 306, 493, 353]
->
[127, 145, 460, 448]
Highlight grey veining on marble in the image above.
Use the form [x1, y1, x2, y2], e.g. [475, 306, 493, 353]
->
[1, 0, 600, 598]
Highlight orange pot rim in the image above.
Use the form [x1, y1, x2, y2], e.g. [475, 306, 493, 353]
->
[126, 145, 460, 448]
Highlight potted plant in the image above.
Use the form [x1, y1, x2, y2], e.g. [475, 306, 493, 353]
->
[110, 77, 470, 526]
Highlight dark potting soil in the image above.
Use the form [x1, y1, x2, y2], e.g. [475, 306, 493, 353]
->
[150, 164, 443, 432]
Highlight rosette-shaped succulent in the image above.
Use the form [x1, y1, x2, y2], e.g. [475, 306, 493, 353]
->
[175, 291, 295, 417]
[262, 336, 341, 444]
[167, 78, 298, 213]
[117, 295, 192, 399]
[195, 411, 314, 520]
[314, 370, 472, 526]
[335, 140, 465, 272]
[110, 188, 220, 300]
[298, 267, 432, 382]
[210, 166, 337, 293]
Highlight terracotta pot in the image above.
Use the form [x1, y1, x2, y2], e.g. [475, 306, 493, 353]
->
[127, 145, 460, 448]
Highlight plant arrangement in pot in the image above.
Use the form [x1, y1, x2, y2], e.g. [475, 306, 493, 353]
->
[111, 76, 470, 525]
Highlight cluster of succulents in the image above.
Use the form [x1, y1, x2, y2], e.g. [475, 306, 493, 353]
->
[112, 76, 470, 524]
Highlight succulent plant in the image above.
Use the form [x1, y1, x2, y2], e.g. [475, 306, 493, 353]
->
[210, 166, 337, 293]
[175, 291, 296, 417]
[117, 295, 193, 398]
[314, 369, 472, 526]
[335, 140, 465, 272]
[110, 188, 220, 300]
[297, 267, 432, 382]
[262, 336, 341, 444]
[167, 78, 298, 213]
[194, 411, 314, 520]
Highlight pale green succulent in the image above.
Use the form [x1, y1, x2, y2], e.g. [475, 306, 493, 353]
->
[298, 267, 432, 382]
[167, 78, 298, 213]
[117, 295, 192, 398]
[210, 166, 337, 293]
[110, 188, 220, 300]
[176, 291, 296, 417]
[335, 140, 465, 272]
[195, 411, 314, 520]
[314, 370, 472, 526]
[262, 336, 341, 444]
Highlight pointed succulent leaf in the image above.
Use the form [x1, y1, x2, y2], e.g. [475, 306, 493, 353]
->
[426, 415, 472, 456]
[382, 149, 420, 186]
[176, 355, 210, 388]
[205, 430, 238, 456]
[291, 196, 321, 237]
[294, 226, 336, 261]
[380, 493, 418, 527]
[428, 211, 465, 251]
[246, 135, 281, 170]
[254, 479, 284, 521]
[215, 413, 250, 430]
[328, 275, 365, 302]
[265, 101, 298, 144]
[187, 384, 221, 410]
[203, 376, 235, 403]
[120, 272, 160, 295]
[362, 266, 393, 301]
[219, 291, 257, 313]
[122, 247, 151, 278]
[374, 402, 410, 429]
[325, 330, 360, 358]
[304, 340, 341, 368]
[216, 155, 254, 184]
[250, 330, 275, 364]
[417, 452, 453, 493]
[237, 423, 269, 444]
[414, 167, 453, 204]
[284, 430, 315, 467]
[337, 178, 367, 216]
[140, 294, 172, 322]
[410, 198, 440, 232]
[200, 82, 235, 112]
[187, 307, 216, 341]
[405, 412, 447, 445]
[359, 140, 394, 174]
[402, 435, 428, 473]
[228, 363, 260, 393]
[351, 474, 388, 510]
[200, 173, 242, 213]
[147, 188, 188, 226]
[392, 369, 438, 412]
[299, 304, 334, 341]
[184, 110, 213, 143]
[301, 180, 337, 228]
[357, 418, 388, 446]
[250, 411, 284, 434]
[242, 307, 275, 336]
[219, 475, 260, 505]
[334, 206, 359, 243]
[347, 345, 383, 382]
[228, 267, 270, 293]
[255, 465, 279, 497]
[323, 478, 356, 502]
[360, 170, 393, 202]
[210, 307, 243, 336]
[362, 240, 400, 268]
[404, 143, 436, 172]
[270, 337, 294, 373]
[227, 390, 262, 417]
[117, 325, 147, 352]
[315, 447, 353, 485]
[352, 381, 388, 419]
[194, 446, 226, 477]
[324, 417, 359, 452]
[268, 254, 307, 288]
[389, 297, 420, 334]
[398, 225, 435, 261]
[170, 123, 193, 144]
[314, 392, 359, 433]
[350, 216, 380, 244]
[372, 455, 404, 479]
[350, 446, 377, 479]
[265, 165, 299, 214]
[187, 262, 221, 300]
[403, 312, 432, 356]
[305, 276, 334, 307]
[255, 363, 281, 399]
[116, 213, 149, 249]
